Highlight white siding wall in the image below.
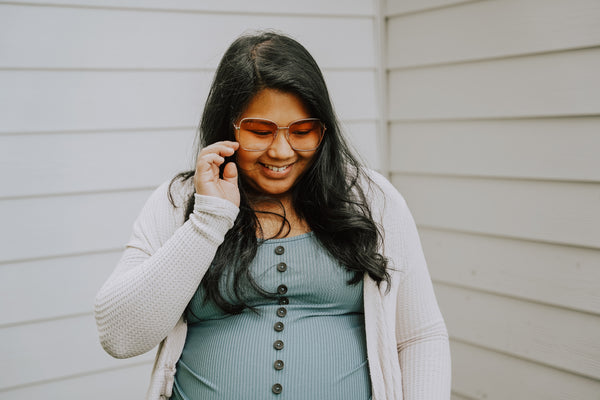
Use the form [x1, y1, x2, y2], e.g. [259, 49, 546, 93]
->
[4, 1, 599, 398]
[386, 0, 600, 399]
[0, 1, 382, 398]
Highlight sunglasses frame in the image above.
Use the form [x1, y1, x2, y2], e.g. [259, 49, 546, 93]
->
[233, 117, 326, 152]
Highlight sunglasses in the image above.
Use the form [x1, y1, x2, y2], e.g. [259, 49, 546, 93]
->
[233, 118, 326, 151]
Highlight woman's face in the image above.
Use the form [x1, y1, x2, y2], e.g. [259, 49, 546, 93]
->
[235, 88, 319, 197]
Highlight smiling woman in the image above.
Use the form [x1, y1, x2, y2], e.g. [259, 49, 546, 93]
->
[94, 31, 451, 400]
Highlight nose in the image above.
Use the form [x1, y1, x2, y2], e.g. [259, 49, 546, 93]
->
[267, 128, 295, 158]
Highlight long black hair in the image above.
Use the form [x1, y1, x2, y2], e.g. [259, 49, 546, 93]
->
[170, 31, 389, 314]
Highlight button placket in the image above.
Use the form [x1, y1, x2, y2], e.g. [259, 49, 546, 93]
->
[272, 245, 287, 396]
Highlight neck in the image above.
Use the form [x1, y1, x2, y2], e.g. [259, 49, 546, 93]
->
[248, 194, 310, 239]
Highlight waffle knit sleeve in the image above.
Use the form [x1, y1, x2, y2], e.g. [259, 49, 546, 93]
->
[368, 171, 451, 399]
[94, 180, 239, 359]
[394, 196, 451, 399]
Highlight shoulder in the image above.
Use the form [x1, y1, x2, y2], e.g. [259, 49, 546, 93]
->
[141, 175, 194, 216]
[358, 169, 420, 273]
[358, 168, 410, 219]
[127, 175, 195, 252]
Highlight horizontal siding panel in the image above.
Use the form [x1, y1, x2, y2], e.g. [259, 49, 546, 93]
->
[0, 130, 195, 198]
[423, 228, 600, 314]
[343, 121, 382, 170]
[324, 71, 378, 122]
[0, 4, 375, 69]
[386, 0, 476, 16]
[0, 70, 376, 133]
[0, 251, 120, 326]
[0, 314, 154, 390]
[0, 70, 211, 133]
[387, 0, 600, 68]
[0, 362, 152, 399]
[1, 0, 375, 16]
[388, 47, 600, 120]
[392, 174, 600, 249]
[0, 190, 151, 263]
[451, 340, 600, 399]
[389, 117, 600, 182]
[437, 284, 600, 379]
[450, 394, 473, 400]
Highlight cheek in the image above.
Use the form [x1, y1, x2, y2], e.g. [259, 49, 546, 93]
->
[298, 151, 318, 168]
[236, 150, 260, 170]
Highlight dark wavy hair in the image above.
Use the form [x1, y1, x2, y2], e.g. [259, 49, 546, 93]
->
[170, 31, 389, 314]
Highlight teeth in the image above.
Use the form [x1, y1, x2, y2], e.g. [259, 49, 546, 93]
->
[265, 164, 288, 172]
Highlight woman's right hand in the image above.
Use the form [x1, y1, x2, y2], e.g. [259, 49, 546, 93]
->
[194, 141, 240, 206]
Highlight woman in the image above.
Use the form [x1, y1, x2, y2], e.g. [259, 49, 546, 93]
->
[95, 32, 451, 399]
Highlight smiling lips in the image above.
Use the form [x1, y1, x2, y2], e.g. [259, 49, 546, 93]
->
[263, 163, 291, 172]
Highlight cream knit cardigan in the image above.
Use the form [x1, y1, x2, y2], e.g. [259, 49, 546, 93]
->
[94, 170, 451, 400]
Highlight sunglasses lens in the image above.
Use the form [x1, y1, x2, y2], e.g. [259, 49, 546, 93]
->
[288, 120, 323, 151]
[238, 119, 277, 150]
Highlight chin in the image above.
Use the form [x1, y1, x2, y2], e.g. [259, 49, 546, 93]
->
[257, 186, 293, 197]
[243, 180, 292, 198]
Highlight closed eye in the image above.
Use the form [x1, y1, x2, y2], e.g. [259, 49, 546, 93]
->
[249, 130, 273, 136]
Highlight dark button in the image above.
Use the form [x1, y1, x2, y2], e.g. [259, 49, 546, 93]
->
[274, 321, 284, 332]
[274, 246, 285, 255]
[274, 360, 284, 370]
[279, 297, 289, 305]
[273, 340, 284, 350]
[277, 284, 288, 295]
[276, 262, 287, 272]
[277, 307, 287, 317]
[272, 383, 282, 394]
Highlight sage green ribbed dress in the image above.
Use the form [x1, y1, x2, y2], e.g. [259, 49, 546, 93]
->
[172, 232, 371, 399]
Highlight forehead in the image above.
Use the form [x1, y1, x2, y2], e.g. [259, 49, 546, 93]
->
[240, 89, 311, 124]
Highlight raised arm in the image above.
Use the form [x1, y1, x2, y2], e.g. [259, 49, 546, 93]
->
[95, 141, 241, 359]
[94, 180, 239, 359]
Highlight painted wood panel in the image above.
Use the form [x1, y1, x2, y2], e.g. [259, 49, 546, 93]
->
[387, 0, 600, 68]
[423, 228, 600, 315]
[0, 251, 121, 326]
[0, 314, 154, 390]
[437, 284, 600, 379]
[2, 0, 375, 16]
[392, 174, 600, 249]
[0, 4, 375, 69]
[389, 117, 600, 182]
[451, 340, 600, 399]
[386, 0, 477, 16]
[0, 69, 376, 133]
[450, 393, 474, 400]
[388, 47, 600, 120]
[342, 121, 382, 170]
[0, 70, 211, 133]
[0, 190, 151, 263]
[0, 362, 152, 399]
[0, 129, 195, 198]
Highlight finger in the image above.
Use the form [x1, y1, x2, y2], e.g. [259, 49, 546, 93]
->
[195, 153, 225, 173]
[222, 162, 238, 186]
[199, 141, 239, 158]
